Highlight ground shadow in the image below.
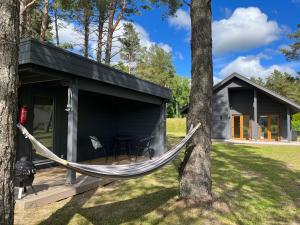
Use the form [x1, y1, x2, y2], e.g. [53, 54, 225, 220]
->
[34, 142, 300, 225]
[39, 187, 176, 225]
[212, 143, 300, 224]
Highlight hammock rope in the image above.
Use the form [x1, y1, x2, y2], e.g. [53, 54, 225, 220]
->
[17, 123, 200, 179]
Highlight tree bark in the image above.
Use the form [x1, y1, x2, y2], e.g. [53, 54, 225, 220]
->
[105, 0, 125, 65]
[0, 0, 20, 224]
[83, 6, 90, 58]
[179, 0, 213, 205]
[54, 6, 59, 46]
[96, 13, 105, 62]
[40, 0, 49, 41]
[19, 0, 36, 38]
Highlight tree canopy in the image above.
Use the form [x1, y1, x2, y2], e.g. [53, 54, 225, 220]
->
[118, 23, 141, 74]
[136, 45, 175, 88]
[281, 24, 300, 62]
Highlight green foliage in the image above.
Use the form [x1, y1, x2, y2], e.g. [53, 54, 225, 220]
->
[280, 24, 300, 61]
[265, 70, 300, 104]
[167, 75, 190, 118]
[135, 45, 175, 87]
[251, 70, 300, 104]
[250, 76, 264, 86]
[118, 23, 141, 74]
[292, 120, 300, 132]
[114, 62, 129, 73]
[292, 113, 300, 132]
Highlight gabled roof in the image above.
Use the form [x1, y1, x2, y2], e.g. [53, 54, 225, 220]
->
[215, 72, 300, 112]
[18, 38, 171, 100]
[181, 72, 300, 114]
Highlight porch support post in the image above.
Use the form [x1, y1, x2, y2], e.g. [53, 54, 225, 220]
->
[287, 107, 291, 141]
[226, 87, 232, 139]
[253, 88, 258, 140]
[66, 79, 78, 184]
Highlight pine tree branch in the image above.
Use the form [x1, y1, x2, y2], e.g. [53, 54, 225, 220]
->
[25, 0, 37, 10]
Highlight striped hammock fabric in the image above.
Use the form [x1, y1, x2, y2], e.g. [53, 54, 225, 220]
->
[17, 123, 200, 179]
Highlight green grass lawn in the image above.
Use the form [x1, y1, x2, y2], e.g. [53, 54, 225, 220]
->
[16, 141, 300, 225]
[166, 118, 186, 137]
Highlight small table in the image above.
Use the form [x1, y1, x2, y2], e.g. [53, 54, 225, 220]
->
[113, 135, 132, 160]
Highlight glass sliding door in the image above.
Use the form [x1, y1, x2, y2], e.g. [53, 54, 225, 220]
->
[232, 114, 251, 140]
[259, 115, 268, 140]
[270, 115, 280, 141]
[259, 114, 280, 141]
[243, 115, 251, 139]
[32, 96, 54, 164]
[233, 115, 241, 139]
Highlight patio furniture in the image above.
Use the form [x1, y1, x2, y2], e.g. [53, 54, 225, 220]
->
[113, 135, 132, 160]
[89, 136, 109, 162]
[15, 156, 37, 199]
[17, 123, 200, 179]
[135, 136, 155, 162]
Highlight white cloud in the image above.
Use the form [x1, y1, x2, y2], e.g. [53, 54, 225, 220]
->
[53, 20, 83, 51]
[219, 55, 298, 79]
[167, 9, 191, 30]
[213, 7, 282, 55]
[175, 51, 184, 60]
[168, 7, 282, 55]
[51, 20, 172, 63]
[213, 76, 222, 84]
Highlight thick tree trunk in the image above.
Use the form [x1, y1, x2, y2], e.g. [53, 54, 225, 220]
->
[0, 0, 20, 224]
[105, 1, 114, 65]
[179, 0, 213, 205]
[96, 15, 104, 62]
[105, 0, 125, 65]
[40, 0, 49, 41]
[54, 7, 59, 46]
[83, 7, 90, 58]
[20, 0, 36, 38]
[20, 0, 27, 38]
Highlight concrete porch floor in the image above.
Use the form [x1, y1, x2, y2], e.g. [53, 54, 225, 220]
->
[15, 155, 143, 209]
[225, 139, 300, 145]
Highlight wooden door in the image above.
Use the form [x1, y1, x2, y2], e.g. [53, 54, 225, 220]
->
[258, 114, 280, 141]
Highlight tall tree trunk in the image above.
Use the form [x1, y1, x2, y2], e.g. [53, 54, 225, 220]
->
[105, 0, 114, 65]
[54, 7, 59, 46]
[105, 0, 125, 65]
[19, 0, 36, 38]
[0, 0, 20, 224]
[40, 0, 49, 41]
[97, 14, 105, 62]
[179, 0, 213, 204]
[20, 0, 27, 38]
[83, 7, 90, 58]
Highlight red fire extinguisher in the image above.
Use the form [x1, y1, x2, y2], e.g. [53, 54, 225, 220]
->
[18, 105, 28, 125]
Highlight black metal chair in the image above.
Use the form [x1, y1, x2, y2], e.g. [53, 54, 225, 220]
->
[135, 136, 155, 162]
[89, 136, 109, 162]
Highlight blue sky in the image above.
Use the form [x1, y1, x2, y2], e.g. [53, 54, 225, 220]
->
[56, 0, 300, 83]
[128, 0, 300, 82]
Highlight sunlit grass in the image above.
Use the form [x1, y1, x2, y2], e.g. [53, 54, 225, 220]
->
[15, 141, 300, 225]
[166, 118, 186, 137]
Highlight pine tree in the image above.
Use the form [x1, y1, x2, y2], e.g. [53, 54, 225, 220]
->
[281, 24, 300, 61]
[179, 0, 213, 204]
[118, 23, 141, 74]
[0, 0, 20, 224]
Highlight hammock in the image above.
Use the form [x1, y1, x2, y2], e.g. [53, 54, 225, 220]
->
[17, 123, 200, 179]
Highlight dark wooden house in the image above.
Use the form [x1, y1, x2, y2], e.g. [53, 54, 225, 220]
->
[182, 73, 300, 142]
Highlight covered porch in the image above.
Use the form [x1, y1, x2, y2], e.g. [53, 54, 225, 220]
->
[17, 39, 170, 185]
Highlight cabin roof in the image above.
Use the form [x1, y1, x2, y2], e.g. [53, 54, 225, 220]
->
[18, 38, 171, 101]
